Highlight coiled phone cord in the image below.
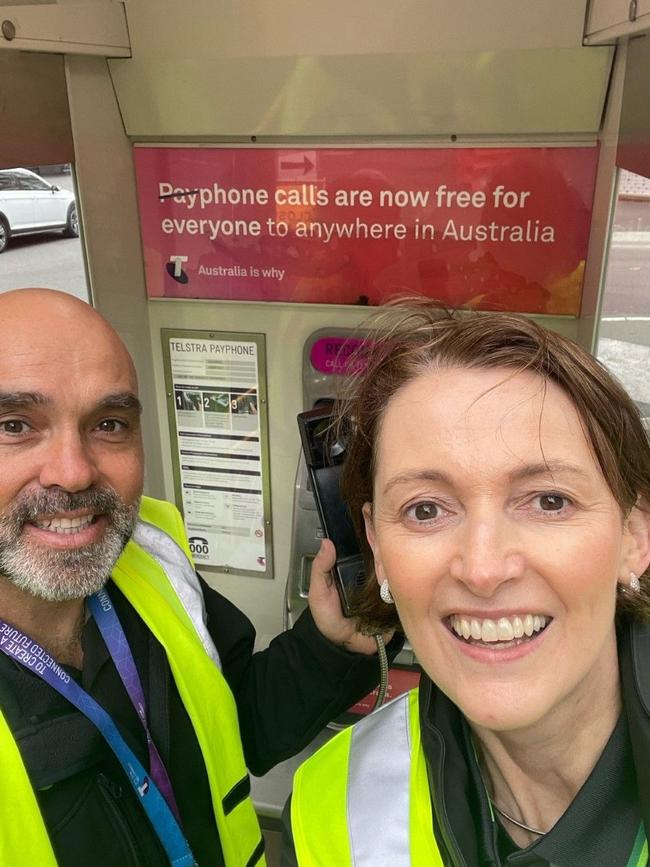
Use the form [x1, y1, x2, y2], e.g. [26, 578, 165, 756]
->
[372, 631, 389, 711]
[327, 631, 390, 731]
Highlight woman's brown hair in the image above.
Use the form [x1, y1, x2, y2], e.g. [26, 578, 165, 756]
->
[338, 300, 650, 633]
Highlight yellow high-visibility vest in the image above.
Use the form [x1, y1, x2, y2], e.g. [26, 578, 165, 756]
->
[0, 496, 265, 866]
[292, 689, 443, 867]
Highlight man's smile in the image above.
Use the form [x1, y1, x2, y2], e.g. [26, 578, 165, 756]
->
[23, 514, 108, 549]
[31, 513, 98, 534]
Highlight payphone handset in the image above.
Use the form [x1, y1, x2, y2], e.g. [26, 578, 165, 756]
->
[297, 402, 365, 617]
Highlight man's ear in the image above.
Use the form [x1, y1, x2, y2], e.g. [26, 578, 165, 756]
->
[362, 502, 385, 585]
[622, 504, 650, 579]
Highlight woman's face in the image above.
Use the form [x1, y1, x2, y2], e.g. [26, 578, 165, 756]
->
[365, 366, 646, 732]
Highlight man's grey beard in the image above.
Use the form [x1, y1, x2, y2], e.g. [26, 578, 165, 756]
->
[0, 488, 140, 602]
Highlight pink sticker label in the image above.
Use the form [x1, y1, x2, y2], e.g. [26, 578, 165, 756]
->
[310, 336, 366, 375]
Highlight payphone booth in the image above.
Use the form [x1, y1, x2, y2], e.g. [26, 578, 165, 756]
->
[3, 0, 650, 857]
[127, 140, 603, 826]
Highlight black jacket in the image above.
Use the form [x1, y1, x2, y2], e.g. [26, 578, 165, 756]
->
[0, 576, 391, 866]
[419, 620, 650, 866]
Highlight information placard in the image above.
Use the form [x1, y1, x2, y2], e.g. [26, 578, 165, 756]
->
[162, 329, 272, 578]
[135, 145, 598, 315]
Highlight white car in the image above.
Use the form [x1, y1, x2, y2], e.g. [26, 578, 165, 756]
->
[0, 168, 78, 253]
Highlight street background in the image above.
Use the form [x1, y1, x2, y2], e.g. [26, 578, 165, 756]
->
[0, 171, 88, 301]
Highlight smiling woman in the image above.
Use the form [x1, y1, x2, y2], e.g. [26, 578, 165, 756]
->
[288, 301, 650, 867]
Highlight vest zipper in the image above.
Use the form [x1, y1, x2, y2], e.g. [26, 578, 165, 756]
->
[434, 798, 470, 867]
[96, 772, 144, 867]
[421, 679, 469, 867]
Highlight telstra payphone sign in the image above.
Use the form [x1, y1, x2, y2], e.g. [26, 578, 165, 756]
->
[134, 146, 597, 315]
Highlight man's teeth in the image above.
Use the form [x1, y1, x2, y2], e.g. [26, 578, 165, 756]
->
[450, 614, 548, 643]
[34, 515, 95, 534]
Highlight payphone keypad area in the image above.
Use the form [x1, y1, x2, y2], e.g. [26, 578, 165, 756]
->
[285, 328, 420, 717]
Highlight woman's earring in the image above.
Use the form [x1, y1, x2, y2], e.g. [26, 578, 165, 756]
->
[630, 572, 641, 592]
[379, 580, 394, 605]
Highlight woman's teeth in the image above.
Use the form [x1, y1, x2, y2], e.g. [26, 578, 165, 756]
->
[34, 515, 95, 534]
[450, 614, 548, 643]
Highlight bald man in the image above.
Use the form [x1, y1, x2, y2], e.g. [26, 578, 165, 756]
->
[0, 289, 393, 867]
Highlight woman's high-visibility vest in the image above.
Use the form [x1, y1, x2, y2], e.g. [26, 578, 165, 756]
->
[0, 496, 265, 867]
[292, 689, 443, 867]
[293, 691, 650, 867]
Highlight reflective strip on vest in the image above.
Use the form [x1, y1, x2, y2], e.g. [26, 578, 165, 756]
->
[348, 693, 412, 864]
[292, 689, 443, 866]
[133, 518, 221, 670]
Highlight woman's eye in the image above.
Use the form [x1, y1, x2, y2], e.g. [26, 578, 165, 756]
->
[406, 502, 440, 521]
[536, 493, 569, 512]
[0, 419, 30, 435]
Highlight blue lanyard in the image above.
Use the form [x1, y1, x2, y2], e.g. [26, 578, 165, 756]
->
[87, 588, 181, 821]
[0, 596, 196, 867]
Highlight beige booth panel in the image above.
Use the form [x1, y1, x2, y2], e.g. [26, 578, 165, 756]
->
[109, 48, 612, 139]
[115, 0, 592, 58]
[107, 0, 611, 138]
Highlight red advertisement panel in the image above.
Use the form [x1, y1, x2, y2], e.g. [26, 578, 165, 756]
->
[134, 146, 597, 314]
